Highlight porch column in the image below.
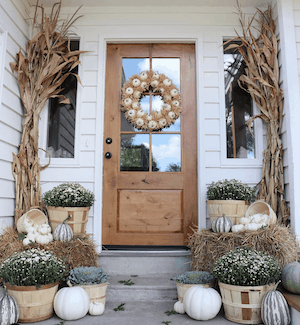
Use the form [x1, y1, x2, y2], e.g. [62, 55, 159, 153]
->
[277, 0, 300, 237]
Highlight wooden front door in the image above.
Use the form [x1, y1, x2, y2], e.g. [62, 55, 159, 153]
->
[102, 44, 197, 246]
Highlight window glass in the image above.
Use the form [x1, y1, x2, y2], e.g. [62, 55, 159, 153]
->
[224, 41, 255, 159]
[47, 40, 79, 158]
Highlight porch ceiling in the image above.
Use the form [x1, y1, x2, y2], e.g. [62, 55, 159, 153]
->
[27, 0, 273, 8]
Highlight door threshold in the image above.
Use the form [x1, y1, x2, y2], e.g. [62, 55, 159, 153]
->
[102, 245, 189, 251]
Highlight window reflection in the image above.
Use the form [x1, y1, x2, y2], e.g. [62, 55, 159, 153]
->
[224, 42, 255, 159]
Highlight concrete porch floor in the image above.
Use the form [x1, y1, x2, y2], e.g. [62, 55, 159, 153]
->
[24, 301, 237, 325]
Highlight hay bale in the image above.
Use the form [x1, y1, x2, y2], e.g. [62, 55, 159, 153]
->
[0, 227, 98, 272]
[189, 224, 300, 272]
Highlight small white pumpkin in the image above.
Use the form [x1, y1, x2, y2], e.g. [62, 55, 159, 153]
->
[132, 101, 140, 109]
[132, 78, 141, 87]
[140, 72, 148, 80]
[125, 87, 133, 95]
[170, 89, 179, 96]
[136, 110, 145, 117]
[124, 98, 132, 106]
[183, 286, 222, 321]
[232, 224, 245, 233]
[245, 223, 260, 231]
[239, 217, 250, 225]
[251, 213, 262, 223]
[150, 80, 159, 87]
[35, 234, 51, 245]
[26, 231, 37, 242]
[23, 237, 33, 245]
[133, 91, 141, 99]
[174, 300, 185, 314]
[38, 224, 51, 235]
[127, 109, 136, 117]
[163, 78, 172, 86]
[164, 95, 172, 101]
[54, 284, 90, 320]
[89, 302, 105, 316]
[47, 233, 54, 242]
[136, 118, 144, 127]
[168, 111, 175, 119]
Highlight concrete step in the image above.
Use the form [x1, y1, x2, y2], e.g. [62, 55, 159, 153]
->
[107, 274, 178, 301]
[98, 249, 192, 276]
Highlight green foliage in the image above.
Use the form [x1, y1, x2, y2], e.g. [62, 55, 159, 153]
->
[212, 247, 281, 286]
[207, 179, 255, 201]
[162, 321, 171, 325]
[0, 248, 66, 287]
[130, 274, 138, 277]
[173, 271, 214, 284]
[114, 303, 125, 311]
[118, 279, 135, 286]
[67, 266, 108, 285]
[18, 233, 26, 241]
[165, 310, 178, 316]
[43, 182, 95, 207]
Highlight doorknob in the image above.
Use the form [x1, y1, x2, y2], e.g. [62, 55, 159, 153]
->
[105, 152, 112, 159]
[106, 137, 112, 144]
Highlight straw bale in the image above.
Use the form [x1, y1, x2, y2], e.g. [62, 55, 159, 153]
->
[0, 227, 98, 272]
[189, 224, 300, 272]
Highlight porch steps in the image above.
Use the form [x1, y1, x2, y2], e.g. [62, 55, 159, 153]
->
[98, 249, 191, 301]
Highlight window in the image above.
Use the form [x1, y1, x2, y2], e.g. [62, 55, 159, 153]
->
[47, 40, 79, 158]
[223, 41, 255, 159]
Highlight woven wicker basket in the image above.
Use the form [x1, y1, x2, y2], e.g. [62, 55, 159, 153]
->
[245, 200, 277, 224]
[79, 282, 108, 306]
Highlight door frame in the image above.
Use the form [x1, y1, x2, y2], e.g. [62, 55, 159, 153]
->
[93, 36, 206, 252]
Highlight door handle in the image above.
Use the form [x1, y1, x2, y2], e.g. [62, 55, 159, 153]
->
[105, 152, 112, 159]
[106, 137, 112, 144]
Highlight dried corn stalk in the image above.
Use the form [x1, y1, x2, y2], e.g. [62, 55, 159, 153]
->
[10, 1, 85, 225]
[225, 3, 289, 224]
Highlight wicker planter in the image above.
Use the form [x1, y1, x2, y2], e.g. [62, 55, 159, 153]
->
[6, 282, 59, 323]
[245, 200, 277, 224]
[207, 200, 250, 225]
[218, 282, 276, 324]
[47, 206, 90, 235]
[78, 282, 108, 306]
[176, 282, 214, 302]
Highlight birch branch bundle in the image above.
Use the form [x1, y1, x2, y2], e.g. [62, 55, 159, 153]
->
[226, 3, 288, 224]
[10, 1, 85, 225]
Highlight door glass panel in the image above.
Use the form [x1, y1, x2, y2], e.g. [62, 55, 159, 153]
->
[122, 58, 150, 80]
[120, 134, 150, 171]
[152, 58, 180, 90]
[151, 134, 181, 172]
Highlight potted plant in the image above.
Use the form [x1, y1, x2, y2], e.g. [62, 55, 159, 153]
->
[43, 182, 95, 235]
[0, 248, 66, 323]
[212, 247, 281, 324]
[67, 266, 109, 306]
[173, 271, 215, 302]
[207, 179, 255, 225]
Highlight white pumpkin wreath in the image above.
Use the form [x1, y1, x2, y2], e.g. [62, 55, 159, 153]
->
[121, 70, 182, 131]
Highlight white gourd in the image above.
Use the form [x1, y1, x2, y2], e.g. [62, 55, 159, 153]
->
[26, 226, 36, 233]
[183, 287, 222, 321]
[0, 290, 19, 325]
[245, 223, 260, 231]
[251, 214, 262, 223]
[53, 215, 73, 242]
[35, 234, 51, 245]
[47, 233, 54, 242]
[232, 224, 244, 233]
[23, 237, 32, 245]
[174, 300, 185, 314]
[38, 224, 51, 235]
[239, 217, 250, 225]
[89, 302, 105, 316]
[26, 232, 37, 242]
[54, 285, 90, 320]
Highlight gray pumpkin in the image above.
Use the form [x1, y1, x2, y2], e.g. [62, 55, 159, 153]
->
[0, 290, 19, 325]
[211, 214, 233, 233]
[53, 215, 73, 242]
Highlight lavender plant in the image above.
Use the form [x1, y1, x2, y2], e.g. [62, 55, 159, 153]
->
[207, 179, 255, 201]
[43, 182, 95, 207]
[212, 247, 280, 286]
[0, 248, 66, 287]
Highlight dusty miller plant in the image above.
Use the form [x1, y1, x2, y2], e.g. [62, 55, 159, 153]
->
[67, 266, 108, 285]
[173, 271, 214, 284]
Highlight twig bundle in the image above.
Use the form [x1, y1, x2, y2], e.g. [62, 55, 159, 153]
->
[189, 225, 300, 272]
[10, 1, 85, 224]
[226, 2, 288, 223]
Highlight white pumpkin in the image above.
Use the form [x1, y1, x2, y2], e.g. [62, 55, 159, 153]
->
[23, 237, 33, 245]
[251, 214, 262, 223]
[26, 231, 37, 242]
[35, 234, 51, 245]
[245, 223, 260, 231]
[183, 286, 222, 321]
[54, 286, 90, 320]
[174, 300, 185, 314]
[38, 224, 51, 235]
[239, 217, 250, 225]
[232, 224, 245, 233]
[89, 302, 105, 316]
[0, 291, 19, 325]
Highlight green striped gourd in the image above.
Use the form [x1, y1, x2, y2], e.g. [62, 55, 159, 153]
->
[0, 289, 19, 325]
[53, 215, 73, 242]
[281, 261, 300, 294]
[211, 214, 233, 233]
[261, 282, 290, 325]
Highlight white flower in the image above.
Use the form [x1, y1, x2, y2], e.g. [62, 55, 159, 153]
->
[137, 110, 145, 117]
[150, 80, 159, 87]
[127, 110, 136, 117]
[147, 115, 152, 121]
[153, 72, 160, 79]
[163, 78, 172, 86]
[170, 89, 178, 96]
[159, 119, 167, 127]
[132, 78, 141, 87]
[163, 104, 171, 111]
[125, 87, 133, 94]
[140, 72, 148, 80]
[141, 81, 147, 89]
[136, 118, 144, 126]
[132, 101, 140, 109]
[124, 98, 132, 106]
[159, 88, 165, 94]
[148, 121, 157, 129]
[133, 91, 141, 99]
[168, 111, 175, 119]
[172, 100, 180, 106]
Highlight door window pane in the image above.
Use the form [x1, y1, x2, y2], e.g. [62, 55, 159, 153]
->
[152, 58, 180, 90]
[47, 40, 79, 158]
[152, 134, 181, 172]
[120, 134, 150, 171]
[224, 42, 255, 159]
[122, 58, 150, 80]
